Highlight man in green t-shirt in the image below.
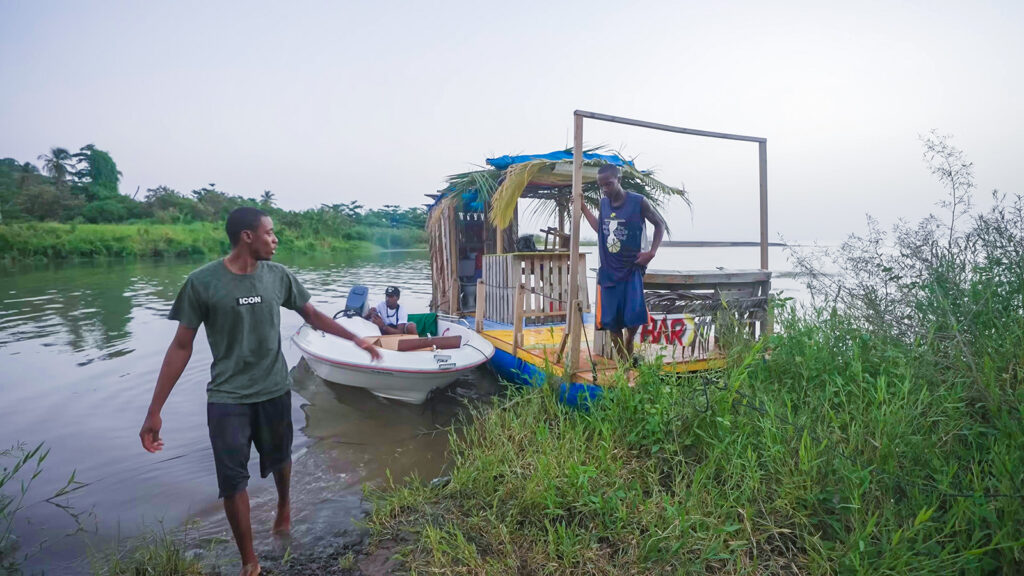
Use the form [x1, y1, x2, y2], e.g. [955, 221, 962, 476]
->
[139, 207, 381, 576]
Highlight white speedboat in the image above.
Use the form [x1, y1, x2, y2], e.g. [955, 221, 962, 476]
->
[292, 314, 495, 404]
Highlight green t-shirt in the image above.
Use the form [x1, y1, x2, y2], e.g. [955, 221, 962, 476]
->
[169, 259, 311, 404]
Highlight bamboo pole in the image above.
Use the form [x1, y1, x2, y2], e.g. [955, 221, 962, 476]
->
[564, 299, 583, 384]
[448, 206, 459, 316]
[759, 140, 769, 271]
[475, 279, 485, 332]
[574, 110, 766, 143]
[564, 113, 584, 376]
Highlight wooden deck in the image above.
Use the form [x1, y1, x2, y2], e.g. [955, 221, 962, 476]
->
[481, 325, 726, 387]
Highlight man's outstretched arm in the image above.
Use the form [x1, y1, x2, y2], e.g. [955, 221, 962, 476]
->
[298, 302, 383, 361]
[140, 323, 197, 452]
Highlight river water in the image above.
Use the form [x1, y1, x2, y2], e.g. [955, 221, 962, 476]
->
[0, 246, 799, 574]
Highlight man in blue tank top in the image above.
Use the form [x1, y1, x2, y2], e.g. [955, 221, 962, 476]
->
[582, 164, 666, 363]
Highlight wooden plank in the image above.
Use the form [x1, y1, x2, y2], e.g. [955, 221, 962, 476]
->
[576, 252, 590, 312]
[512, 284, 525, 356]
[485, 257, 493, 322]
[522, 310, 572, 318]
[397, 335, 462, 351]
[759, 140, 769, 271]
[644, 269, 772, 285]
[475, 279, 485, 331]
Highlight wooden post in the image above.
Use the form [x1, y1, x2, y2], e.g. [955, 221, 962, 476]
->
[475, 279, 485, 332]
[564, 299, 582, 380]
[557, 202, 566, 249]
[448, 206, 459, 316]
[566, 113, 584, 342]
[512, 283, 525, 357]
[759, 140, 769, 271]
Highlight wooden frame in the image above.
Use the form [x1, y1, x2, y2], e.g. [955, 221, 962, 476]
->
[565, 110, 769, 376]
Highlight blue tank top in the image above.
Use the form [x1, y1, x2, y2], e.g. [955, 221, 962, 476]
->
[597, 191, 646, 286]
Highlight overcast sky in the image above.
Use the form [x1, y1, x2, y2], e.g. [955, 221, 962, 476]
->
[2, 1, 1021, 242]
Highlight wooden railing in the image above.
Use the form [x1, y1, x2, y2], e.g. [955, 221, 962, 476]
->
[480, 252, 589, 326]
[594, 269, 772, 362]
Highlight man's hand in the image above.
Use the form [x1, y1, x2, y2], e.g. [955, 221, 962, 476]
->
[358, 337, 383, 362]
[366, 309, 385, 328]
[140, 412, 164, 453]
[634, 250, 656, 267]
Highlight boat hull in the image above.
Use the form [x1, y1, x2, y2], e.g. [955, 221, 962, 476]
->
[488, 346, 602, 408]
[301, 354, 466, 404]
[292, 318, 494, 404]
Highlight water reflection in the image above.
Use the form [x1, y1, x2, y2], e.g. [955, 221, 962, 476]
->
[0, 250, 495, 575]
[0, 246, 797, 574]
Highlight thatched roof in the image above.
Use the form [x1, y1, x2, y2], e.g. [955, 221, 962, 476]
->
[427, 148, 689, 236]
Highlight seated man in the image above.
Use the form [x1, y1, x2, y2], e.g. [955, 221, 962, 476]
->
[366, 286, 418, 335]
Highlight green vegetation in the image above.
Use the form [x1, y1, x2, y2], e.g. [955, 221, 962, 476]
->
[365, 134, 1024, 574]
[2, 442, 83, 574]
[89, 524, 206, 576]
[0, 221, 425, 263]
[1, 146, 428, 261]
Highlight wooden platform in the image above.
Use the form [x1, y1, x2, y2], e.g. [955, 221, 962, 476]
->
[480, 325, 726, 387]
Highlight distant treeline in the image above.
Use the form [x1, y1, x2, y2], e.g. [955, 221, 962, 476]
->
[0, 145, 428, 260]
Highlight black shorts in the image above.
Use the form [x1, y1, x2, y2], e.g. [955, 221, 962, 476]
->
[207, 391, 293, 498]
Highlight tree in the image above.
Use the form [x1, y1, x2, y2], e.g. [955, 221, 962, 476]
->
[36, 147, 74, 190]
[260, 190, 276, 209]
[72, 144, 122, 202]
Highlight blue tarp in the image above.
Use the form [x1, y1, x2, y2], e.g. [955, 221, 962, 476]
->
[486, 150, 634, 171]
[428, 150, 634, 214]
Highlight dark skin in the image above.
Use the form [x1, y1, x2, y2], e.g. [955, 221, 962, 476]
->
[138, 216, 381, 576]
[582, 170, 667, 362]
[366, 293, 418, 335]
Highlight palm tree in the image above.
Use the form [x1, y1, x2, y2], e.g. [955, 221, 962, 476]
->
[37, 147, 74, 189]
[260, 190, 276, 209]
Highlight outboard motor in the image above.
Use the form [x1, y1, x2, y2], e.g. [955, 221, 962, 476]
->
[334, 285, 370, 319]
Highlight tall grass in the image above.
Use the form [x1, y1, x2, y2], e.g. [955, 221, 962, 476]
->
[365, 134, 1023, 574]
[89, 523, 206, 576]
[0, 221, 427, 263]
[2, 442, 84, 574]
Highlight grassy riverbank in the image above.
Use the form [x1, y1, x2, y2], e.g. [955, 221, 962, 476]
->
[0, 222, 426, 263]
[365, 307, 1023, 574]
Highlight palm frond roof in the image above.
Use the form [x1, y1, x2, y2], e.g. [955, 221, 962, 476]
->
[427, 148, 688, 232]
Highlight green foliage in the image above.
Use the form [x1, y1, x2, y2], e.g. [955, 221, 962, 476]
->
[0, 146, 429, 260]
[367, 135, 1024, 574]
[89, 524, 205, 576]
[2, 442, 84, 574]
[0, 221, 425, 263]
[74, 145, 121, 202]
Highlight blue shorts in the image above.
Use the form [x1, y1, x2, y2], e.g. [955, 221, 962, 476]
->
[596, 270, 649, 331]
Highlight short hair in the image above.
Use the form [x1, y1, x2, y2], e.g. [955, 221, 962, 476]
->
[598, 164, 621, 178]
[226, 207, 268, 246]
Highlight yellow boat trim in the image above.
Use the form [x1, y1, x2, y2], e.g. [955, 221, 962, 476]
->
[480, 327, 728, 385]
